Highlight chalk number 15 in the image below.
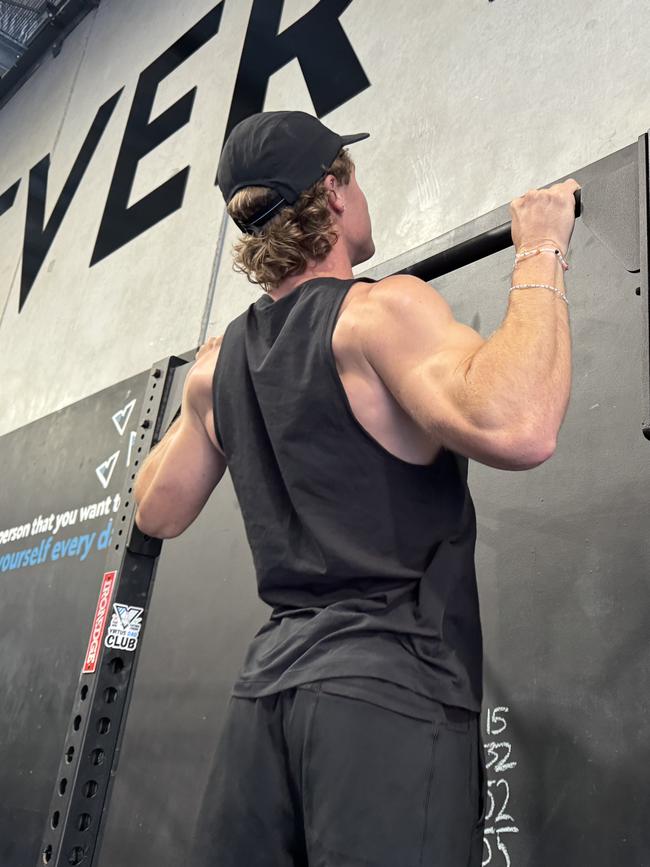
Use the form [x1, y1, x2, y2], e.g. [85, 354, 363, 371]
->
[486, 706, 509, 736]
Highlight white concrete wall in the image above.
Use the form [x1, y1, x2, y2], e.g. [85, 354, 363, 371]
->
[1, 0, 648, 435]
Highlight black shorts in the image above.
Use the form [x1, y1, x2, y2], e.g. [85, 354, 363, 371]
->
[190, 678, 487, 867]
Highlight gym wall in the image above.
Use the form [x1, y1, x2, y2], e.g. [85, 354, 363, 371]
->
[1, 0, 649, 436]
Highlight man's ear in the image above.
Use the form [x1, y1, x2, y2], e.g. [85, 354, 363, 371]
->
[324, 174, 345, 216]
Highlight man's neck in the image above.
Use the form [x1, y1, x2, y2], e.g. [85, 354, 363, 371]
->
[269, 246, 354, 301]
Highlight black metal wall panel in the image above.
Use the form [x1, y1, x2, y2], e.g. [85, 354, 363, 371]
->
[0, 372, 149, 867]
[433, 207, 648, 867]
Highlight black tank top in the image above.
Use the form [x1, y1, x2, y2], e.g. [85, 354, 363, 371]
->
[212, 277, 483, 711]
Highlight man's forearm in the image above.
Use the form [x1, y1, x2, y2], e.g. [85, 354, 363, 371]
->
[133, 416, 182, 506]
[464, 254, 571, 447]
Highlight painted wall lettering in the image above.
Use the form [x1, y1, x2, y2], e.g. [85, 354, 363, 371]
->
[19, 92, 121, 311]
[0, 179, 20, 219]
[91, 2, 225, 266]
[221, 0, 370, 149]
[0, 0, 369, 313]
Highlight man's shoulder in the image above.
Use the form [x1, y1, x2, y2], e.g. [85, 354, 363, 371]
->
[347, 273, 437, 323]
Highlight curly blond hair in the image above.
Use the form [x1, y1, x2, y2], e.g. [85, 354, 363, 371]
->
[227, 149, 354, 292]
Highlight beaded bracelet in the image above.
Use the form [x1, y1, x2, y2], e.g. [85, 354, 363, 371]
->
[510, 282, 569, 306]
[514, 246, 569, 271]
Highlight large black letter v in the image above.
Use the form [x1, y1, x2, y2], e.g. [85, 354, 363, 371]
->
[19, 91, 121, 312]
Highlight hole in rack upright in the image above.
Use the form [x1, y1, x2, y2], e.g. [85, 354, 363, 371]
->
[83, 780, 98, 799]
[91, 747, 105, 766]
[108, 657, 124, 674]
[77, 813, 92, 831]
[68, 845, 86, 865]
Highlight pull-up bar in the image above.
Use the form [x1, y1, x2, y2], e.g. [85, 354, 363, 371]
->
[399, 190, 583, 282]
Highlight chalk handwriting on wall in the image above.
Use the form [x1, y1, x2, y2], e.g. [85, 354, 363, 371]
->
[0, 0, 370, 313]
[483, 706, 520, 867]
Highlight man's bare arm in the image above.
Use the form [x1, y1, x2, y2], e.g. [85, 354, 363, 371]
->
[359, 253, 570, 471]
[133, 416, 182, 511]
[134, 345, 226, 538]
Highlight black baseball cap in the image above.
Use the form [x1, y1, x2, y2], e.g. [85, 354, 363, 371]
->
[217, 110, 369, 234]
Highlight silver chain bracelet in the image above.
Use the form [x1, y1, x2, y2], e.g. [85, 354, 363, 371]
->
[510, 282, 569, 306]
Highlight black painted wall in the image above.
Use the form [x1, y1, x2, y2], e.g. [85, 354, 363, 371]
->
[0, 372, 149, 867]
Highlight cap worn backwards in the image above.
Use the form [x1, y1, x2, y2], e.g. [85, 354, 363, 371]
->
[217, 110, 369, 234]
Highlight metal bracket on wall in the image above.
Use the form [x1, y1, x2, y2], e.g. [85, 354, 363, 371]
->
[36, 354, 187, 867]
[381, 169, 641, 283]
[639, 132, 650, 441]
[393, 188, 580, 282]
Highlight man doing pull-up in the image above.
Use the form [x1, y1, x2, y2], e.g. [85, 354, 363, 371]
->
[134, 110, 580, 866]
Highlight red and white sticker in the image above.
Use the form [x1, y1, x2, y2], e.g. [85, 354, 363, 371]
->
[82, 571, 117, 674]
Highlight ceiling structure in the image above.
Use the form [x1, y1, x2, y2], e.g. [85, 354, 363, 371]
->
[0, 0, 57, 77]
[0, 0, 96, 108]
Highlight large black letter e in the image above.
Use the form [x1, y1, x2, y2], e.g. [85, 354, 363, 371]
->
[91, 3, 223, 265]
